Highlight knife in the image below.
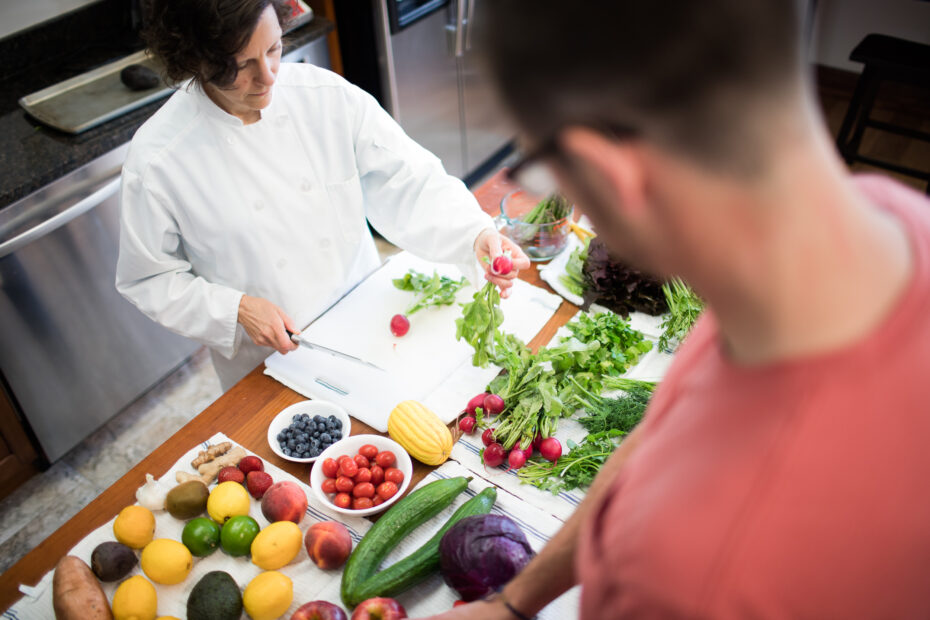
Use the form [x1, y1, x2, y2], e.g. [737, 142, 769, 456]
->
[288, 332, 386, 372]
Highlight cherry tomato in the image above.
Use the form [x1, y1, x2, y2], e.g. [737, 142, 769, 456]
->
[338, 458, 359, 478]
[353, 497, 374, 510]
[337, 455, 352, 466]
[353, 482, 375, 498]
[359, 444, 379, 459]
[321, 457, 339, 479]
[333, 492, 352, 509]
[353, 454, 370, 469]
[372, 495, 384, 506]
[377, 481, 398, 500]
[335, 475, 355, 493]
[321, 478, 337, 494]
[370, 465, 384, 486]
[375, 451, 396, 468]
[384, 467, 404, 485]
[355, 467, 372, 484]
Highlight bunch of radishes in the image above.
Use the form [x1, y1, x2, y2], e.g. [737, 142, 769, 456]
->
[457, 391, 562, 471]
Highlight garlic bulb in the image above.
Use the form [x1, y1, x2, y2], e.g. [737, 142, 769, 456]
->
[135, 473, 167, 511]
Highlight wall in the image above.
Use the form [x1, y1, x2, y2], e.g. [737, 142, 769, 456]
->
[813, 0, 930, 72]
[0, 0, 100, 40]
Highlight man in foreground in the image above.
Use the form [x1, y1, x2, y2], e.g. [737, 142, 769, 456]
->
[423, 1, 930, 618]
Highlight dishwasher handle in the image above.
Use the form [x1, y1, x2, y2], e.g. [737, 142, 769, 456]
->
[0, 176, 122, 259]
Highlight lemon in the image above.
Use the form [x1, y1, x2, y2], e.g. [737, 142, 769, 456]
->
[207, 481, 251, 524]
[251, 521, 302, 570]
[112, 575, 157, 620]
[113, 505, 156, 549]
[140, 538, 193, 585]
[243, 571, 293, 620]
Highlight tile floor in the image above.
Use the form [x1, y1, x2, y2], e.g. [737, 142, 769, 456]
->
[0, 235, 405, 577]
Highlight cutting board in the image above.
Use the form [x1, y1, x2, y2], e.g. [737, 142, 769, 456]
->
[264, 252, 563, 431]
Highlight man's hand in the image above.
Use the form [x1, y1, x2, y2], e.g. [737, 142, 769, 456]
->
[474, 229, 531, 298]
[237, 294, 299, 354]
[414, 599, 515, 620]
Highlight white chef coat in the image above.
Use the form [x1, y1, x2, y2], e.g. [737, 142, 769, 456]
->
[116, 63, 495, 390]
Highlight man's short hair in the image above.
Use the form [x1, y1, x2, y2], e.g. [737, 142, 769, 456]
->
[480, 0, 805, 172]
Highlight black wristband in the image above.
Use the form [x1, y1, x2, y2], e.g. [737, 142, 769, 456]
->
[494, 592, 534, 620]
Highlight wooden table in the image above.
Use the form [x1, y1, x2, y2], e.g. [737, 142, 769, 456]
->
[0, 170, 580, 612]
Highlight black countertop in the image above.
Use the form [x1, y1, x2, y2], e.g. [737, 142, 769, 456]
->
[0, 15, 333, 209]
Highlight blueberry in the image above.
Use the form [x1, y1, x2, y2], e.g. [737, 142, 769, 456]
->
[277, 431, 285, 441]
[313, 415, 323, 423]
[332, 431, 342, 440]
[332, 420, 342, 431]
[310, 447, 321, 457]
[319, 432, 332, 444]
[312, 429, 321, 438]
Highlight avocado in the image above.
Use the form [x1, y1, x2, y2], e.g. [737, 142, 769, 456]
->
[165, 480, 209, 519]
[90, 541, 137, 582]
[187, 571, 243, 620]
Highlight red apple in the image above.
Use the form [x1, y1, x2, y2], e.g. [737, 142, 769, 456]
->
[291, 600, 348, 620]
[261, 481, 308, 524]
[350, 598, 407, 620]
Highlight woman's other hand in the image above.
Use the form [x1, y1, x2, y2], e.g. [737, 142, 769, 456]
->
[237, 294, 299, 354]
[474, 229, 531, 298]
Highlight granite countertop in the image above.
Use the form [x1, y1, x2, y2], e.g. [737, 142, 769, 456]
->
[0, 17, 333, 210]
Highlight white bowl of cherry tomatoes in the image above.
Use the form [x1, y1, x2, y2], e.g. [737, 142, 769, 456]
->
[309, 434, 413, 517]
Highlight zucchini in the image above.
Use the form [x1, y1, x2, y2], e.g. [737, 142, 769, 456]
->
[347, 486, 497, 605]
[341, 476, 470, 606]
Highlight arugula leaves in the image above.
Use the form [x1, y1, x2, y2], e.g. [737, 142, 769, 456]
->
[392, 269, 466, 315]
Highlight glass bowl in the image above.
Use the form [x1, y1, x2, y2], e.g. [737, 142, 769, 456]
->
[498, 190, 574, 261]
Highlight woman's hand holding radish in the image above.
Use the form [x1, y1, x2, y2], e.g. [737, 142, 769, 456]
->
[474, 228, 530, 298]
[237, 294, 299, 354]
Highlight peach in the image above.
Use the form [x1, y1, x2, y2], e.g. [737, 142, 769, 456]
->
[261, 481, 308, 525]
[304, 521, 352, 570]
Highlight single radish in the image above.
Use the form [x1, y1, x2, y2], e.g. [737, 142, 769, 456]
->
[466, 392, 489, 416]
[483, 393, 505, 415]
[532, 433, 543, 450]
[491, 252, 513, 276]
[507, 448, 527, 470]
[481, 428, 496, 447]
[483, 443, 506, 468]
[539, 437, 562, 463]
[458, 416, 477, 433]
[522, 444, 534, 460]
[390, 314, 410, 337]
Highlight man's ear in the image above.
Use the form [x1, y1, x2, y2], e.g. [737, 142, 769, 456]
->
[559, 127, 647, 216]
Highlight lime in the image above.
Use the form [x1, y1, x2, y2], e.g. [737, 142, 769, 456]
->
[182, 517, 221, 557]
[220, 515, 260, 557]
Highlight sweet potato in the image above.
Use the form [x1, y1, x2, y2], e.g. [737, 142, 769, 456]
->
[53, 555, 113, 620]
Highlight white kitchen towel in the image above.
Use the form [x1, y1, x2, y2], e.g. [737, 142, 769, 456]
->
[264, 251, 564, 431]
[5, 433, 373, 620]
[5, 438, 580, 620]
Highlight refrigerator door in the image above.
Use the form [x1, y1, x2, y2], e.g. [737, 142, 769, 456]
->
[460, 0, 514, 174]
[385, 1, 466, 177]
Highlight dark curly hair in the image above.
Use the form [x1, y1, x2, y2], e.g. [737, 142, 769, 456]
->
[143, 0, 291, 87]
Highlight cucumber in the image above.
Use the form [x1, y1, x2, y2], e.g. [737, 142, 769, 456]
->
[346, 486, 497, 606]
[340, 476, 470, 607]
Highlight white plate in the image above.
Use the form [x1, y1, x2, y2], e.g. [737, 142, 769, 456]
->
[267, 400, 352, 463]
[309, 434, 413, 517]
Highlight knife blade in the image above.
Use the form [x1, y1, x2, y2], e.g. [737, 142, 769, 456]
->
[288, 332, 386, 372]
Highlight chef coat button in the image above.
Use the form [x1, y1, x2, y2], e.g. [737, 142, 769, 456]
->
[320, 238, 331, 249]
[254, 200, 265, 211]
[277, 258, 287, 269]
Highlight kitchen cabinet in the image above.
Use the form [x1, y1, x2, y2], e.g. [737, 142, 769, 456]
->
[0, 383, 40, 500]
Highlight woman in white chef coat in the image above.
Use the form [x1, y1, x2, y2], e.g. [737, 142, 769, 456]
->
[116, 0, 528, 391]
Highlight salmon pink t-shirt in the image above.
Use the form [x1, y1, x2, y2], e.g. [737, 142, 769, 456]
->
[575, 176, 930, 619]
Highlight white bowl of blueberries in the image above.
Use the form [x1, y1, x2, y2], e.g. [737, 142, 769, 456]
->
[267, 400, 352, 463]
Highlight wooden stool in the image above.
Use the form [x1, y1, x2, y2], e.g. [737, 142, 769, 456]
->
[835, 34, 930, 194]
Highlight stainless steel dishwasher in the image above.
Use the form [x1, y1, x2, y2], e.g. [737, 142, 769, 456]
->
[0, 145, 198, 462]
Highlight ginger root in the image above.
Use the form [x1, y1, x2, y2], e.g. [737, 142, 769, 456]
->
[191, 441, 232, 469]
[176, 446, 247, 485]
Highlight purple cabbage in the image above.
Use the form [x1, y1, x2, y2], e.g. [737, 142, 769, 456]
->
[438, 514, 535, 602]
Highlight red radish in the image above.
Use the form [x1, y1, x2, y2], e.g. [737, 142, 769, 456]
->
[532, 433, 543, 450]
[458, 416, 477, 433]
[483, 393, 505, 415]
[390, 313, 410, 337]
[491, 252, 513, 276]
[539, 437, 562, 463]
[522, 444, 534, 460]
[481, 428, 496, 447]
[466, 393, 489, 415]
[507, 448, 527, 470]
[483, 443, 506, 468]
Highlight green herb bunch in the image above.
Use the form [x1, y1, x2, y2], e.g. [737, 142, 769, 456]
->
[392, 269, 466, 315]
[658, 278, 703, 352]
